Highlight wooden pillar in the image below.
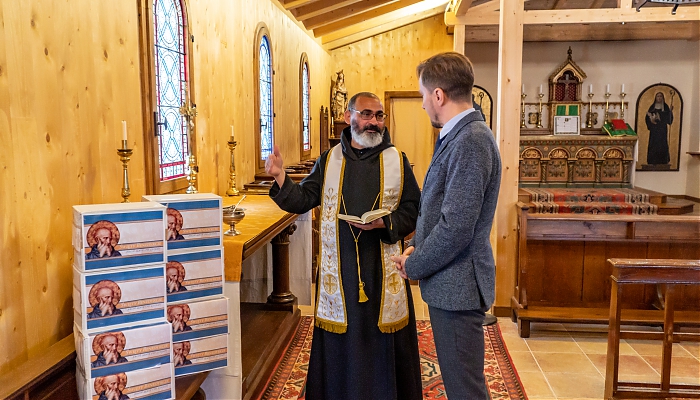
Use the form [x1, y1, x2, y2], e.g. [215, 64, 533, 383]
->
[494, 0, 524, 309]
[267, 223, 298, 309]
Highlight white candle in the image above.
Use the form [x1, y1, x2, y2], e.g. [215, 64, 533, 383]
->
[121, 120, 127, 142]
[606, 84, 610, 93]
[621, 83, 625, 93]
[589, 84, 593, 94]
[539, 84, 543, 94]
[522, 84, 525, 93]
[230, 125, 235, 141]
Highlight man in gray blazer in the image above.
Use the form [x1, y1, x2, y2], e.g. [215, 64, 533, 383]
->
[392, 52, 502, 399]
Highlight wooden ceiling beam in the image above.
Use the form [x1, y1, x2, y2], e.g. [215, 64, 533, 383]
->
[445, 4, 700, 25]
[282, 0, 322, 10]
[303, 0, 398, 31]
[294, 0, 363, 21]
[462, 20, 699, 41]
[312, 0, 422, 37]
[453, 0, 475, 15]
[322, 0, 448, 49]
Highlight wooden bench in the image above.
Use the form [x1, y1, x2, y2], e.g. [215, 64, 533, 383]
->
[0, 333, 209, 400]
[605, 258, 700, 399]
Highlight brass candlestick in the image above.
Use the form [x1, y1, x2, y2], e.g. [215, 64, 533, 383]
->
[536, 93, 544, 128]
[520, 93, 527, 129]
[186, 154, 198, 194]
[620, 92, 627, 119]
[117, 140, 133, 203]
[604, 91, 612, 124]
[226, 138, 240, 196]
[586, 92, 594, 128]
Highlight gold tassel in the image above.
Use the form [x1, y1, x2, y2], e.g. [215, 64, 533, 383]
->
[358, 281, 368, 303]
[378, 317, 409, 333]
[315, 319, 348, 334]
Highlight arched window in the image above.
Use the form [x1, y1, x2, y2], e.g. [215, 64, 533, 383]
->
[255, 24, 274, 171]
[139, 0, 195, 193]
[300, 54, 311, 160]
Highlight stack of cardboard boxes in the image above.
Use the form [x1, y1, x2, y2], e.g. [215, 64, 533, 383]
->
[72, 194, 229, 400]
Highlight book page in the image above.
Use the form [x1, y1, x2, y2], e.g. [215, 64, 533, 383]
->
[337, 209, 391, 224]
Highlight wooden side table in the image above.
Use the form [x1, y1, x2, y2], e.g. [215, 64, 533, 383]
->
[605, 258, 700, 399]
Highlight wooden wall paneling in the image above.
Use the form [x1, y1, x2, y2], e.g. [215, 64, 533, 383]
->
[542, 242, 585, 304]
[603, 242, 649, 308]
[525, 241, 546, 302]
[581, 241, 609, 305]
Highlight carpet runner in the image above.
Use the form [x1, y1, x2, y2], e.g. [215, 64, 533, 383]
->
[260, 316, 528, 400]
[522, 188, 658, 215]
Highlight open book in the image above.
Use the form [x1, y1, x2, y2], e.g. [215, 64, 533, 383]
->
[337, 209, 391, 224]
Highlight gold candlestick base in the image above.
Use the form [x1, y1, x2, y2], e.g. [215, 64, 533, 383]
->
[520, 93, 527, 129]
[536, 93, 544, 128]
[620, 92, 627, 120]
[586, 92, 595, 128]
[226, 139, 240, 196]
[186, 154, 198, 194]
[604, 92, 611, 124]
[117, 144, 133, 203]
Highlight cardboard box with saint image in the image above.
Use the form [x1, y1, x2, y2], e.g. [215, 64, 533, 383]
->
[74, 321, 172, 380]
[72, 202, 166, 272]
[173, 334, 228, 377]
[165, 248, 224, 304]
[141, 194, 222, 254]
[73, 264, 167, 334]
[76, 361, 174, 400]
[166, 297, 229, 343]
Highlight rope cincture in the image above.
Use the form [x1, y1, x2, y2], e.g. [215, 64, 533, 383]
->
[341, 192, 381, 303]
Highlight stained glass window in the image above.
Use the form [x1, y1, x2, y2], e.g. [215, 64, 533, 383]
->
[154, 0, 189, 181]
[302, 62, 311, 152]
[259, 35, 273, 160]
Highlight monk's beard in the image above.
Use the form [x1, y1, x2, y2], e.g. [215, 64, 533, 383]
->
[105, 388, 121, 400]
[99, 300, 114, 316]
[351, 120, 383, 148]
[104, 348, 119, 364]
[172, 318, 185, 332]
[167, 277, 179, 293]
[174, 352, 185, 367]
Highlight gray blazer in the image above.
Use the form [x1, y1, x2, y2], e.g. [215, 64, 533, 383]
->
[405, 111, 501, 311]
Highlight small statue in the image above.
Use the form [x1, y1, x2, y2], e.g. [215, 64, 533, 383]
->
[331, 70, 348, 122]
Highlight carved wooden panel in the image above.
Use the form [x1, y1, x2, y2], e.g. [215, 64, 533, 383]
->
[519, 136, 637, 187]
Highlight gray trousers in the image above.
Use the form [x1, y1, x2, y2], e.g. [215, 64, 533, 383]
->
[429, 305, 488, 400]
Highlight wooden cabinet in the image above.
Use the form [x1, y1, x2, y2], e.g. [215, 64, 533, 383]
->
[513, 202, 700, 337]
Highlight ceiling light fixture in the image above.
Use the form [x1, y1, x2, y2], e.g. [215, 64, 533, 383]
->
[635, 0, 700, 15]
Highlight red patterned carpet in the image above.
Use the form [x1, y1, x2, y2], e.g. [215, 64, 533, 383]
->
[522, 187, 658, 215]
[260, 316, 528, 400]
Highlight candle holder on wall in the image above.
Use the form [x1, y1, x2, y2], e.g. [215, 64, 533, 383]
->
[117, 140, 133, 203]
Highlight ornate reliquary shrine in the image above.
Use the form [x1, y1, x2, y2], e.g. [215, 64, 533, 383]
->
[519, 48, 635, 187]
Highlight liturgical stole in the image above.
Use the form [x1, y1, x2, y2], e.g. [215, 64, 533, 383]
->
[315, 144, 409, 334]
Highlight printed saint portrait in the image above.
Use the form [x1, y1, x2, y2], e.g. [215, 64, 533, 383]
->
[91, 332, 128, 368]
[166, 261, 188, 294]
[167, 304, 192, 333]
[87, 280, 123, 319]
[94, 373, 129, 400]
[635, 83, 683, 171]
[86, 220, 122, 260]
[166, 208, 185, 241]
[173, 341, 193, 367]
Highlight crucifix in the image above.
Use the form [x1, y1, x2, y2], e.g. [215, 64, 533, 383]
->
[179, 87, 199, 194]
[558, 71, 578, 102]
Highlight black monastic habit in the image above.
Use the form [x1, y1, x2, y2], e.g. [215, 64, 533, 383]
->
[270, 127, 423, 400]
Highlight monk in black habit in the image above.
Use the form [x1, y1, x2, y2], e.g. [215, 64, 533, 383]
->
[266, 92, 423, 400]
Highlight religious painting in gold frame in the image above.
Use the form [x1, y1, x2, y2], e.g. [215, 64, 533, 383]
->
[634, 83, 683, 172]
[472, 85, 493, 129]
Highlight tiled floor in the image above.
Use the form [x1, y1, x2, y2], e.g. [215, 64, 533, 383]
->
[300, 285, 700, 399]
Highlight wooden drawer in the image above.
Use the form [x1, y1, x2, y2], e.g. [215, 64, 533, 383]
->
[527, 219, 629, 240]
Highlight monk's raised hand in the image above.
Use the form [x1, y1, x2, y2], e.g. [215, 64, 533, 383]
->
[265, 145, 284, 177]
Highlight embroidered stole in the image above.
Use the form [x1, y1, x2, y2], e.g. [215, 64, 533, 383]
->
[315, 144, 409, 334]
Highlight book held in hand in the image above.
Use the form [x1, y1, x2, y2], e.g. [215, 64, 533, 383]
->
[337, 209, 391, 224]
